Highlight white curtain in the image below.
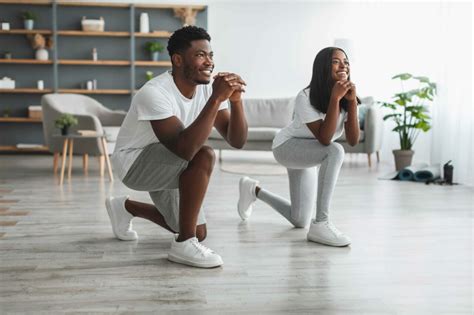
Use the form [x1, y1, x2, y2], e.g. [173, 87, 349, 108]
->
[430, 2, 473, 186]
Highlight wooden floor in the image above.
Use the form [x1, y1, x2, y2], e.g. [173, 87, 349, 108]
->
[0, 153, 472, 314]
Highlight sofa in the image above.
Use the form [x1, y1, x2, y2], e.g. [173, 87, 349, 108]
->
[206, 97, 295, 161]
[206, 96, 383, 166]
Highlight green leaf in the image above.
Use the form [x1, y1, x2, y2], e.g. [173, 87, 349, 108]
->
[383, 113, 402, 120]
[394, 99, 406, 106]
[405, 105, 425, 111]
[380, 102, 397, 110]
[392, 73, 412, 80]
[413, 76, 429, 83]
[415, 121, 431, 132]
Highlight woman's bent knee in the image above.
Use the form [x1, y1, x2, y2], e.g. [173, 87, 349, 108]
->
[328, 142, 345, 161]
[290, 214, 312, 228]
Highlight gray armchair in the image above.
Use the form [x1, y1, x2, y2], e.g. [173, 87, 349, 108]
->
[41, 93, 126, 174]
[335, 97, 384, 166]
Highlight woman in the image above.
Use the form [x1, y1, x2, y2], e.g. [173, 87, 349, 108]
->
[237, 47, 360, 247]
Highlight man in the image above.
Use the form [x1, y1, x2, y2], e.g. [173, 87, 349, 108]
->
[106, 26, 247, 268]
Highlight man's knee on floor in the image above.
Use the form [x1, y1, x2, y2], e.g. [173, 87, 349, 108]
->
[191, 146, 216, 173]
[196, 224, 207, 241]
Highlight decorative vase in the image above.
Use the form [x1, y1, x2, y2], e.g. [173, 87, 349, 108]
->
[61, 126, 69, 136]
[24, 19, 34, 30]
[35, 48, 48, 60]
[140, 13, 149, 33]
[151, 51, 159, 61]
[393, 149, 414, 171]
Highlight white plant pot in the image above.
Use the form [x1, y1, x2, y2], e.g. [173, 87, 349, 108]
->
[35, 48, 49, 61]
[151, 51, 159, 61]
[24, 20, 34, 30]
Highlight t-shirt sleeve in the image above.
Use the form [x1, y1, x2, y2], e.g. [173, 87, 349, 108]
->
[295, 90, 325, 123]
[135, 85, 175, 121]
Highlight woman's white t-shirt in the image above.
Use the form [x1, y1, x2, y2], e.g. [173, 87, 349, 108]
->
[272, 88, 349, 149]
[112, 71, 227, 180]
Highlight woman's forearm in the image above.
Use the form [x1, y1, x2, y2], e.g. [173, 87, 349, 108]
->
[344, 99, 360, 146]
[318, 96, 341, 145]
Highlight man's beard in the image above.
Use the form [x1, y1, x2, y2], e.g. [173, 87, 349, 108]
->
[183, 64, 210, 85]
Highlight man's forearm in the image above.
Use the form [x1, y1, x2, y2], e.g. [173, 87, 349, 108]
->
[175, 96, 222, 160]
[226, 100, 248, 148]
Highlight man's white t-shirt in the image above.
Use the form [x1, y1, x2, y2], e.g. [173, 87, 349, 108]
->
[272, 88, 350, 149]
[112, 71, 228, 180]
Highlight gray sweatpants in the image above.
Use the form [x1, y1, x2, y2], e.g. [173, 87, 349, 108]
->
[258, 138, 345, 227]
[122, 142, 206, 232]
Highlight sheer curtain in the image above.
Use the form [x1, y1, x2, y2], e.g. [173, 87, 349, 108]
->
[430, 2, 473, 186]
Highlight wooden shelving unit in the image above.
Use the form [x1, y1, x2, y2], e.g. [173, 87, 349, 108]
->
[0, 145, 49, 152]
[0, 29, 52, 35]
[58, 89, 131, 95]
[0, 0, 207, 152]
[0, 59, 53, 64]
[55, 2, 206, 10]
[0, 88, 53, 94]
[57, 30, 130, 37]
[58, 59, 130, 66]
[135, 61, 171, 67]
[57, 1, 129, 8]
[0, 117, 42, 123]
[0, 0, 51, 5]
[134, 4, 206, 10]
[135, 31, 172, 38]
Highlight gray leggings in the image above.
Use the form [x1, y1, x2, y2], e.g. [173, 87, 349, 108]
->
[258, 138, 345, 227]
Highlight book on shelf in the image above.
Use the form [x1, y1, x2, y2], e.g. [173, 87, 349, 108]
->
[16, 143, 44, 149]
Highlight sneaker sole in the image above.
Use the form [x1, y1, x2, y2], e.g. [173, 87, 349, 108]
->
[105, 197, 137, 241]
[307, 234, 351, 247]
[168, 253, 223, 269]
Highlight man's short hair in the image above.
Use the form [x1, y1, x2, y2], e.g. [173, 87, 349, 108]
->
[167, 26, 211, 58]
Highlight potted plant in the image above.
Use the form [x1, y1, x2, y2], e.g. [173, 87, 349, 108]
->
[145, 41, 164, 61]
[22, 11, 37, 30]
[379, 73, 437, 171]
[3, 106, 11, 117]
[55, 113, 78, 135]
[145, 71, 154, 81]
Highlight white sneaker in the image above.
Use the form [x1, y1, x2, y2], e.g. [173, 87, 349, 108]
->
[307, 221, 351, 247]
[105, 195, 138, 241]
[237, 176, 259, 220]
[168, 236, 223, 268]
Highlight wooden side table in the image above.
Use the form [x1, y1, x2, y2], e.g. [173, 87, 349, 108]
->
[54, 134, 114, 185]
